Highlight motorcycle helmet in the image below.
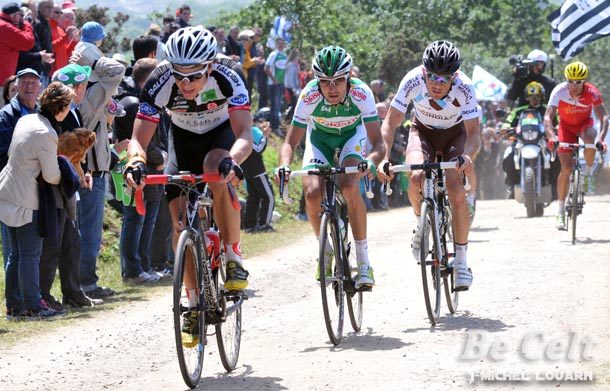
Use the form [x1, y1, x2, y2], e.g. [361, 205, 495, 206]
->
[564, 61, 588, 80]
[527, 49, 548, 64]
[422, 40, 461, 75]
[524, 81, 545, 98]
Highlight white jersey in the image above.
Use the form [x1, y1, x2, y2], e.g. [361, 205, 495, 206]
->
[391, 66, 479, 129]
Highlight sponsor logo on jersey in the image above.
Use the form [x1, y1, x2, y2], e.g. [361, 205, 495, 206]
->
[315, 117, 359, 128]
[321, 105, 332, 112]
[229, 93, 248, 106]
[216, 64, 242, 87]
[207, 102, 218, 110]
[200, 89, 218, 103]
[401, 77, 420, 99]
[303, 91, 321, 105]
[418, 109, 455, 121]
[309, 158, 325, 165]
[457, 83, 473, 105]
[139, 102, 158, 116]
[462, 108, 477, 116]
[350, 87, 367, 102]
[148, 69, 171, 97]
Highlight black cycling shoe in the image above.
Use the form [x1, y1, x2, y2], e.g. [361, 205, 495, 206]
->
[224, 261, 249, 291]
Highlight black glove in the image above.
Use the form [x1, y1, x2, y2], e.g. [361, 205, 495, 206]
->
[218, 157, 243, 180]
[123, 160, 147, 184]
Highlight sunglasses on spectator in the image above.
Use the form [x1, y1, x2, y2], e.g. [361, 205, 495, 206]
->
[426, 72, 454, 85]
[567, 80, 584, 85]
[318, 76, 347, 87]
[172, 67, 208, 82]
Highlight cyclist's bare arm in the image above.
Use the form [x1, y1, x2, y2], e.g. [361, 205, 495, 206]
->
[228, 109, 253, 165]
[125, 117, 157, 189]
[378, 106, 405, 180]
[278, 124, 306, 168]
[460, 117, 479, 172]
[364, 120, 385, 170]
[593, 103, 609, 145]
[544, 105, 558, 140]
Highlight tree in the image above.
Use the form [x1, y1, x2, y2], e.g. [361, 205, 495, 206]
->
[75, 5, 130, 55]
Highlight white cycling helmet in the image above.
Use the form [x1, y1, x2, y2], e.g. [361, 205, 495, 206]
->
[165, 26, 217, 67]
[527, 49, 548, 64]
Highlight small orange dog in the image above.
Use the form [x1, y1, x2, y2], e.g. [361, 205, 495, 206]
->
[57, 128, 96, 187]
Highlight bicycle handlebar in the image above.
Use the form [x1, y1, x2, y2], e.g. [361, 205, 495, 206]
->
[279, 164, 371, 205]
[550, 142, 603, 164]
[382, 159, 470, 196]
[133, 172, 238, 215]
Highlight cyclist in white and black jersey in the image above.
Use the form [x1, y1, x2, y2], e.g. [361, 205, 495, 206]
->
[378, 40, 479, 290]
[124, 27, 252, 341]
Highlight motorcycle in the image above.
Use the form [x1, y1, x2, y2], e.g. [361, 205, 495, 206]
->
[503, 109, 552, 217]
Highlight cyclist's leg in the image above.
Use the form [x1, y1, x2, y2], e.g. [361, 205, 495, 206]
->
[404, 129, 427, 216]
[580, 126, 597, 193]
[556, 124, 579, 225]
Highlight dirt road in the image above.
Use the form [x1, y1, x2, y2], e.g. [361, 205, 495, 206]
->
[1, 196, 609, 390]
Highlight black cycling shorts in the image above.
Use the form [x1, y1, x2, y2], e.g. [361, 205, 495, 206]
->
[165, 120, 235, 202]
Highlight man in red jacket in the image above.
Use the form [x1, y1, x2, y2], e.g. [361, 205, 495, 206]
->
[0, 3, 35, 86]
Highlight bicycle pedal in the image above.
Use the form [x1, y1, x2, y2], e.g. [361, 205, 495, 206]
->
[454, 286, 469, 292]
[356, 285, 372, 292]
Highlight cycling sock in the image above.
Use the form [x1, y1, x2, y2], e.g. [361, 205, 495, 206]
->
[355, 239, 370, 267]
[186, 288, 198, 307]
[558, 201, 565, 215]
[585, 166, 593, 176]
[454, 243, 468, 266]
[224, 242, 243, 265]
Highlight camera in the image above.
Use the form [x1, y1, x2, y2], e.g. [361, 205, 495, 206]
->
[508, 55, 535, 79]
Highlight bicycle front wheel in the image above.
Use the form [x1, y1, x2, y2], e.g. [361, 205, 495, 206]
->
[319, 212, 345, 345]
[420, 203, 442, 325]
[442, 208, 459, 313]
[571, 170, 580, 244]
[173, 229, 205, 389]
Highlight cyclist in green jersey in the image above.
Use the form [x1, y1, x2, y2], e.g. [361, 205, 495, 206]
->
[277, 46, 385, 289]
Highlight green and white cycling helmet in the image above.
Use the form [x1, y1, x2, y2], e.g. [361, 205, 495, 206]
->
[312, 45, 353, 79]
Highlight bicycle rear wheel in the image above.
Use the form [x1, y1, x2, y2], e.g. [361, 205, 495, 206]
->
[215, 274, 242, 371]
[420, 203, 442, 325]
[571, 170, 580, 244]
[173, 229, 205, 389]
[346, 243, 363, 332]
[319, 212, 345, 345]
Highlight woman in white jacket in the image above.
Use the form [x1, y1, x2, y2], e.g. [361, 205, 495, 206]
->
[0, 81, 74, 320]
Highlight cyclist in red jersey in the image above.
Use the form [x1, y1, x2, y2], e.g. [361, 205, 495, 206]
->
[544, 61, 608, 230]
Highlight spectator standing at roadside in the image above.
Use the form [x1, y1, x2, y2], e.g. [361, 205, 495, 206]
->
[284, 48, 301, 122]
[225, 26, 242, 62]
[33, 0, 55, 86]
[254, 28, 269, 108]
[0, 68, 40, 269]
[0, 2, 35, 87]
[49, 6, 78, 73]
[238, 29, 259, 98]
[176, 4, 191, 28]
[265, 37, 287, 134]
[2, 75, 18, 105]
[0, 82, 75, 320]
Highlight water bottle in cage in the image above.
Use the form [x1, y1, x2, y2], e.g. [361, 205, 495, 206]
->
[204, 229, 221, 270]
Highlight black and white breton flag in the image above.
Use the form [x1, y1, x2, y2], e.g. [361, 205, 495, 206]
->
[548, 0, 610, 60]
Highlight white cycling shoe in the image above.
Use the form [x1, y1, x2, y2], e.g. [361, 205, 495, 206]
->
[454, 263, 473, 291]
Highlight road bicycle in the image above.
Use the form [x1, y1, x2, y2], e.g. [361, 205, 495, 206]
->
[553, 142, 601, 244]
[278, 162, 373, 345]
[136, 173, 246, 388]
[385, 157, 466, 325]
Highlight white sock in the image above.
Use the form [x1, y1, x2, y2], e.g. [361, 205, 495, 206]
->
[224, 242, 243, 265]
[355, 239, 370, 268]
[454, 243, 468, 267]
[186, 288, 198, 308]
[558, 201, 565, 215]
[585, 166, 593, 176]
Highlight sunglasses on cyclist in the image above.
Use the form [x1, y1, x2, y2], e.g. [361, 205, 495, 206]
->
[426, 72, 454, 85]
[567, 80, 584, 85]
[318, 76, 347, 87]
[172, 66, 208, 82]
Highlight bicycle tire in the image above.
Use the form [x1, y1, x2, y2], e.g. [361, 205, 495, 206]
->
[346, 244, 363, 332]
[420, 203, 441, 325]
[571, 169, 579, 244]
[215, 273, 242, 371]
[319, 212, 344, 345]
[173, 229, 205, 389]
[442, 206, 458, 313]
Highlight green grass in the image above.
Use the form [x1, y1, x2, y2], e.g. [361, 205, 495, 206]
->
[0, 135, 309, 347]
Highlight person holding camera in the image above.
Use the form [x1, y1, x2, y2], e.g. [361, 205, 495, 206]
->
[506, 49, 556, 108]
[0, 2, 35, 87]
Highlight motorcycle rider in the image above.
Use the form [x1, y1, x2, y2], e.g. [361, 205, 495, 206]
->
[501, 81, 558, 199]
[506, 49, 556, 108]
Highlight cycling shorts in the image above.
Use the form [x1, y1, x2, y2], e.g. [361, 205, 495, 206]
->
[557, 118, 594, 154]
[164, 120, 235, 202]
[406, 117, 466, 161]
[302, 124, 367, 169]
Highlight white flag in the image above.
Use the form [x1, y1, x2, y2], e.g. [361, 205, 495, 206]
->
[471, 65, 507, 102]
[549, 0, 610, 60]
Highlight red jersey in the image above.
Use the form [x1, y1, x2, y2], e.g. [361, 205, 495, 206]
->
[548, 81, 603, 127]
